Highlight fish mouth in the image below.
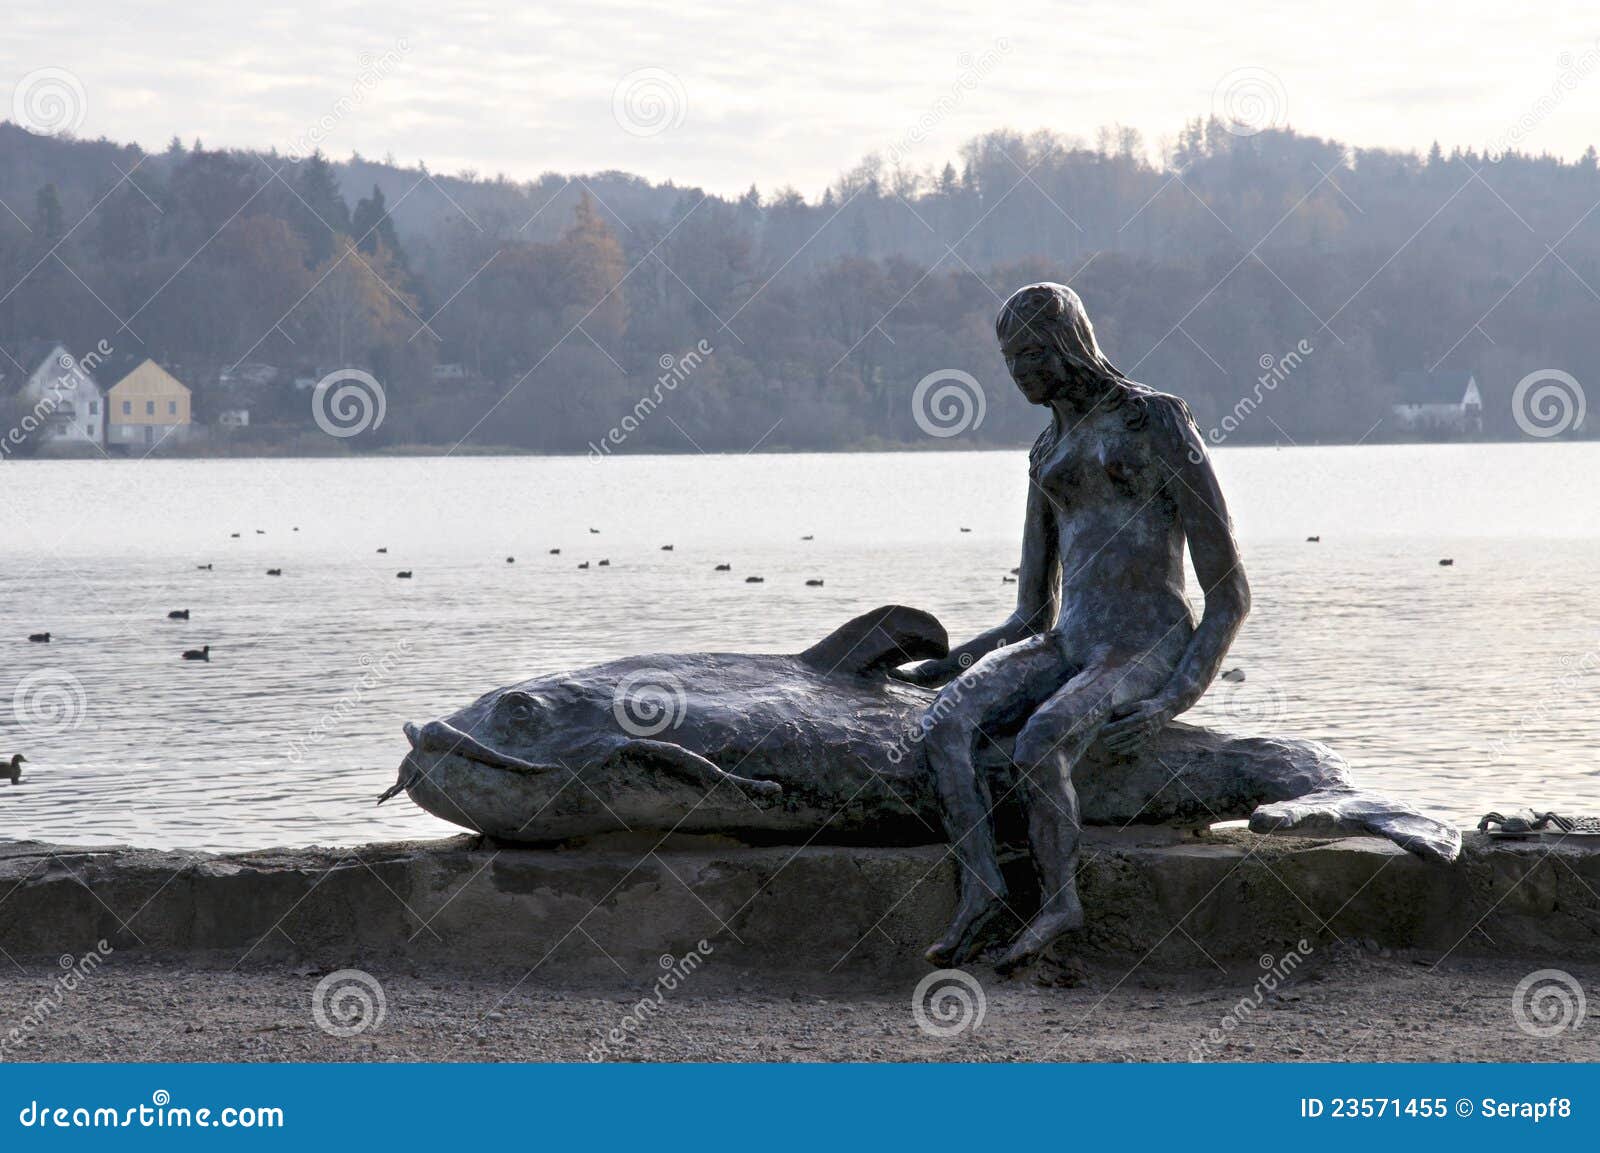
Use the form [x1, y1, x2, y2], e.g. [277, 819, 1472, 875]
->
[403, 719, 553, 774]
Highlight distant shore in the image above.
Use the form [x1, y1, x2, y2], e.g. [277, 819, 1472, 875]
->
[6, 433, 1589, 462]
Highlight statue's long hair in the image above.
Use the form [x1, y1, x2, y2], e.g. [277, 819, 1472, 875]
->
[995, 282, 1174, 470]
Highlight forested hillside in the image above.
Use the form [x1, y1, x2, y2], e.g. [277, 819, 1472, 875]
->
[2, 117, 1595, 452]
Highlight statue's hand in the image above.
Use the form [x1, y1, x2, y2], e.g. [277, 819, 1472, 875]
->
[1100, 697, 1178, 756]
[888, 658, 960, 689]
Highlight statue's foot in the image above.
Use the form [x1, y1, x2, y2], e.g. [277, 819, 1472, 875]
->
[994, 894, 1083, 976]
[924, 895, 1009, 967]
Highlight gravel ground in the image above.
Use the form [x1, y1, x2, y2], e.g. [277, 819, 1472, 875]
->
[2, 944, 1595, 1063]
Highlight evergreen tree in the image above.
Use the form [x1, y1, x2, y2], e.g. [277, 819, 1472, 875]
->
[33, 184, 63, 242]
[292, 151, 352, 264]
[352, 184, 405, 270]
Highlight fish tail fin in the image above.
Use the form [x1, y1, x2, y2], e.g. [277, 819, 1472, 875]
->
[797, 605, 948, 677]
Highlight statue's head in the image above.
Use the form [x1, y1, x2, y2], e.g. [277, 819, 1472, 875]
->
[995, 282, 1122, 406]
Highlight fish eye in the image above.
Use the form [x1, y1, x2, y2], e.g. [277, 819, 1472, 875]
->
[500, 691, 536, 723]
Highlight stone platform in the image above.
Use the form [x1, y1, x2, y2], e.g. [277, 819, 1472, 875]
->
[1, 829, 1595, 975]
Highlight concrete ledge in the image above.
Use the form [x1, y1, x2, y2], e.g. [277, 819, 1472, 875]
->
[1, 831, 1597, 976]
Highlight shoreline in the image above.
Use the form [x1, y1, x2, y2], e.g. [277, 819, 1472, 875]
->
[3, 436, 1590, 463]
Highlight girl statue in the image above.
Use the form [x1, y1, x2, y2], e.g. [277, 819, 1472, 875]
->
[895, 282, 1250, 972]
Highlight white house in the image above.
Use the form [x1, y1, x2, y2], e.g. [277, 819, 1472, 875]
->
[1392, 370, 1483, 433]
[16, 343, 105, 448]
[216, 408, 250, 429]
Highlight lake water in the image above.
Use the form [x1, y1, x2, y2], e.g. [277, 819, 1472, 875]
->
[0, 445, 1595, 851]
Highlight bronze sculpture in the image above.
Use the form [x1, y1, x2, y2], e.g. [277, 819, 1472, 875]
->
[894, 283, 1251, 971]
[388, 282, 1462, 974]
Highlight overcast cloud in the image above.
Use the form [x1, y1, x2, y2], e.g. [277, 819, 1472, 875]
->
[4, 1, 1599, 194]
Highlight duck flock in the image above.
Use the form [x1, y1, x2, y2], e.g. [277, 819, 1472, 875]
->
[18, 527, 1463, 666]
[6, 527, 1460, 785]
[17, 524, 875, 670]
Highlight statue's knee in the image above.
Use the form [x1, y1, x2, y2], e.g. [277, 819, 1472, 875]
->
[1014, 706, 1099, 768]
[1012, 723, 1056, 770]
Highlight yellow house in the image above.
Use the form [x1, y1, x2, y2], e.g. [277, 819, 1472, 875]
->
[107, 360, 192, 448]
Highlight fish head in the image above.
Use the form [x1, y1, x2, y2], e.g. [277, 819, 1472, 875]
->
[390, 675, 620, 833]
[387, 666, 750, 841]
[403, 681, 585, 776]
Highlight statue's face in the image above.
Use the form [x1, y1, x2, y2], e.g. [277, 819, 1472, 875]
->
[1003, 334, 1069, 405]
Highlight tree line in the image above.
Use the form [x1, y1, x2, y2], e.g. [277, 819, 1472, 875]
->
[1, 117, 1596, 454]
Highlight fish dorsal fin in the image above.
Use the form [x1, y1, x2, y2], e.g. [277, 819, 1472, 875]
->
[798, 605, 948, 677]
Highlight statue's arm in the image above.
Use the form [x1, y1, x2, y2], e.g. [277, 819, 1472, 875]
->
[1102, 402, 1250, 753]
[1010, 478, 1063, 635]
[892, 475, 1060, 687]
[1154, 405, 1251, 713]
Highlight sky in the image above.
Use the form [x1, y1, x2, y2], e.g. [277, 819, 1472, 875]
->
[5, 1, 1600, 196]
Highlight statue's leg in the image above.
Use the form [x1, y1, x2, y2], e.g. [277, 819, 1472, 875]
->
[922, 636, 1074, 967]
[996, 653, 1175, 974]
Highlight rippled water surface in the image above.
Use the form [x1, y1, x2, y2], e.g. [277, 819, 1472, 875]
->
[0, 445, 1595, 850]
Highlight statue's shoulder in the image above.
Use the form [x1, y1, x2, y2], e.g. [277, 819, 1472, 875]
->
[1121, 384, 1200, 439]
[1116, 385, 1210, 466]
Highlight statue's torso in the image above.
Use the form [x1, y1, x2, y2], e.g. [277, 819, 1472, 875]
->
[1033, 406, 1193, 650]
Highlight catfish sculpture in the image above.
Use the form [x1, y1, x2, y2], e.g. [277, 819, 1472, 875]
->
[384, 606, 1460, 864]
